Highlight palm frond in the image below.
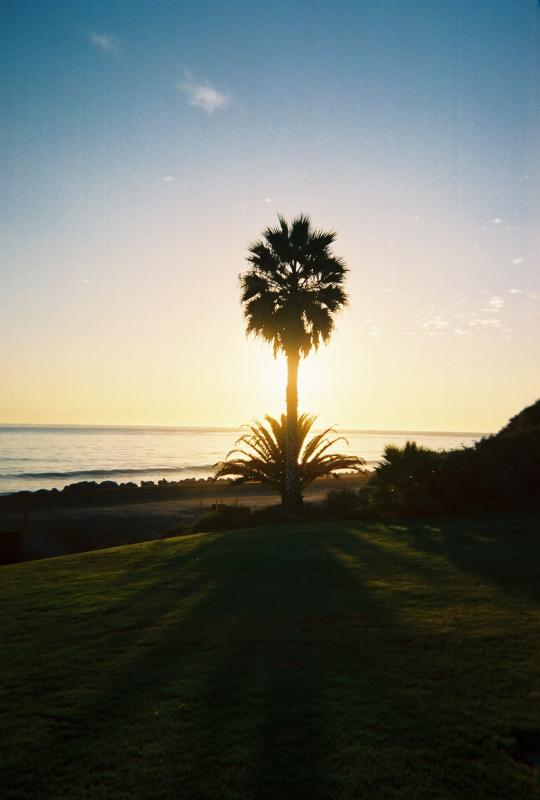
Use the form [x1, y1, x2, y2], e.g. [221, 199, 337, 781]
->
[240, 214, 348, 357]
[214, 414, 364, 499]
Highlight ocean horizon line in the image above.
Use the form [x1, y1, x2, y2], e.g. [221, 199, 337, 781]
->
[0, 423, 489, 437]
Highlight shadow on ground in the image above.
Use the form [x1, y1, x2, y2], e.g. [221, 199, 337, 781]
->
[1, 517, 539, 799]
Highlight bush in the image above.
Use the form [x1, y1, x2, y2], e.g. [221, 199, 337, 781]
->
[191, 504, 255, 533]
[324, 488, 361, 518]
[368, 442, 445, 516]
[160, 523, 190, 539]
[364, 402, 540, 517]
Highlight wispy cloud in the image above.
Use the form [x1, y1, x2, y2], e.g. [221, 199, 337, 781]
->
[412, 292, 516, 340]
[89, 32, 120, 55]
[359, 318, 381, 337]
[468, 317, 501, 328]
[512, 257, 523, 266]
[178, 79, 230, 113]
[418, 315, 450, 332]
[487, 295, 505, 311]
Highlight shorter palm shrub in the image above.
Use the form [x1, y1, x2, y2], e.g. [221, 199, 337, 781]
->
[368, 442, 445, 515]
[214, 413, 364, 506]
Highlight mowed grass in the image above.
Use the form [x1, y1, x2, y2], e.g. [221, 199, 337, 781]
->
[1, 516, 540, 799]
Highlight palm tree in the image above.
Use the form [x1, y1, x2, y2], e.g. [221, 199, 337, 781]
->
[215, 414, 364, 500]
[240, 214, 348, 515]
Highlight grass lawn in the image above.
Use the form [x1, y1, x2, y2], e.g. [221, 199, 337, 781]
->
[1, 515, 540, 799]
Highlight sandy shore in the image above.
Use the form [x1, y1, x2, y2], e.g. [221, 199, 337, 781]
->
[0, 475, 367, 561]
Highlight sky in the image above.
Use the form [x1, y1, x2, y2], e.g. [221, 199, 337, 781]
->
[1, 0, 539, 432]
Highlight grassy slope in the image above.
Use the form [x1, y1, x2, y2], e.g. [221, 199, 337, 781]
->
[1, 516, 540, 799]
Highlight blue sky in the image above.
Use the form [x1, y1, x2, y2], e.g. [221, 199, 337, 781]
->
[1, 0, 539, 429]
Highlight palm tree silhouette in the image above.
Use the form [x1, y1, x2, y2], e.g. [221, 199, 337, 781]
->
[215, 414, 364, 499]
[240, 214, 348, 515]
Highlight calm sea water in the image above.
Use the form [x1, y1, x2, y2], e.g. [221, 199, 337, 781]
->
[0, 425, 486, 495]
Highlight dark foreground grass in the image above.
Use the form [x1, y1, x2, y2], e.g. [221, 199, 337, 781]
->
[1, 516, 540, 799]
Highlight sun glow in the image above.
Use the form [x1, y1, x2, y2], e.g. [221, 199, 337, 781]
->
[299, 354, 335, 416]
[245, 349, 338, 422]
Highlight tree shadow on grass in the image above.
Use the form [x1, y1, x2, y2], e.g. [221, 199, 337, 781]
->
[3, 523, 535, 799]
[120, 524, 424, 799]
[2, 532, 224, 797]
[393, 513, 540, 605]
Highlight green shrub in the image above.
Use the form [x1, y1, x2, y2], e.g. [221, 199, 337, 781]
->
[365, 402, 540, 517]
[324, 488, 361, 518]
[368, 442, 445, 515]
[191, 504, 255, 533]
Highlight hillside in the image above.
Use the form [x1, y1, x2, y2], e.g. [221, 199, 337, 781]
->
[498, 399, 540, 438]
[1, 518, 540, 799]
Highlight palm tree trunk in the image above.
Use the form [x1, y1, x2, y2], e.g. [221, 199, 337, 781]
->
[284, 347, 302, 517]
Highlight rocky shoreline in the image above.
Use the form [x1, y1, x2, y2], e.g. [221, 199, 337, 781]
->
[0, 472, 365, 510]
[0, 475, 232, 509]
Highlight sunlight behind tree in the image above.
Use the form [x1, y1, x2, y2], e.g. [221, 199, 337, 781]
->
[240, 214, 349, 515]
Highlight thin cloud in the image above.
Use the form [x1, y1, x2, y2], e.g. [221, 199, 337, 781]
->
[420, 317, 450, 330]
[468, 318, 501, 327]
[89, 32, 121, 55]
[487, 295, 505, 311]
[512, 257, 523, 266]
[412, 293, 516, 341]
[178, 79, 230, 113]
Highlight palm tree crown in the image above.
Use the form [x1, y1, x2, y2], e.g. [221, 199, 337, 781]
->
[241, 214, 348, 356]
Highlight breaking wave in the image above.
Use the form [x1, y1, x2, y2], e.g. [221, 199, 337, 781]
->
[1, 465, 215, 480]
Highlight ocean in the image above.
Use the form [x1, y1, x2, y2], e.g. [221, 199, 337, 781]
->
[0, 425, 487, 495]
